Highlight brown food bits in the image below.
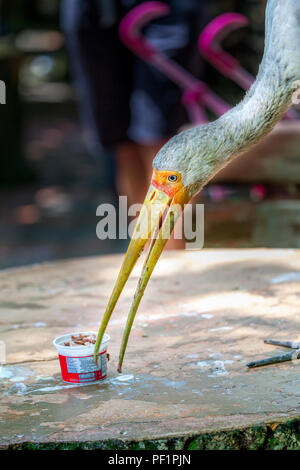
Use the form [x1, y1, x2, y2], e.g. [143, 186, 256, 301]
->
[64, 333, 97, 347]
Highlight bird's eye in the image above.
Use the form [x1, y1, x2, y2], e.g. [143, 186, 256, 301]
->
[168, 175, 177, 182]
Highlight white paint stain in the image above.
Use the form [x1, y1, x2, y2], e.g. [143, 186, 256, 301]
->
[34, 322, 47, 327]
[26, 380, 102, 394]
[182, 312, 199, 317]
[196, 361, 211, 368]
[209, 352, 223, 359]
[110, 309, 212, 326]
[5, 382, 27, 395]
[36, 376, 56, 382]
[0, 365, 34, 381]
[9, 376, 27, 383]
[209, 361, 229, 377]
[0, 366, 13, 379]
[192, 389, 203, 395]
[161, 378, 186, 389]
[209, 326, 233, 332]
[271, 272, 300, 284]
[112, 374, 134, 383]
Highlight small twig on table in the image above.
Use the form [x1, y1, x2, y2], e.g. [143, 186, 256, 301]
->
[247, 350, 300, 369]
[264, 339, 300, 349]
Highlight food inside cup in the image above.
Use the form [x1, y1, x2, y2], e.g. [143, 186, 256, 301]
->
[63, 333, 96, 347]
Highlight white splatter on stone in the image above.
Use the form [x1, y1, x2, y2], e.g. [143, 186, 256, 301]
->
[271, 272, 300, 284]
[6, 383, 27, 395]
[0, 365, 34, 381]
[209, 326, 233, 332]
[0, 366, 13, 379]
[161, 378, 186, 389]
[34, 322, 47, 327]
[28, 380, 101, 393]
[196, 361, 211, 368]
[209, 361, 229, 377]
[113, 374, 134, 382]
[9, 376, 27, 382]
[192, 389, 203, 395]
[209, 352, 223, 359]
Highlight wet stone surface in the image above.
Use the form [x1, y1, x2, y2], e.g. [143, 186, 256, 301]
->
[1, 250, 300, 449]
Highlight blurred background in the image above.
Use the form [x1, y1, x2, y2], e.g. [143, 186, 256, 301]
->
[1, 0, 300, 270]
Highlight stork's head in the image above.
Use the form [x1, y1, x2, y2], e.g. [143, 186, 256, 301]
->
[153, 124, 221, 195]
[94, 124, 222, 371]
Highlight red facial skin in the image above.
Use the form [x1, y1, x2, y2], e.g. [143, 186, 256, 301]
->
[151, 169, 190, 206]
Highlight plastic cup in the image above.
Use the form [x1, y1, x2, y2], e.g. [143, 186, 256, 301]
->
[53, 331, 110, 384]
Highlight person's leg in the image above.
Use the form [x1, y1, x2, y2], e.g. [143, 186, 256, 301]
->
[114, 142, 149, 206]
[61, 0, 134, 158]
[138, 143, 165, 182]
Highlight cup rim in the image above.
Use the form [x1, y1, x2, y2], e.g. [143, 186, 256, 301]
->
[53, 331, 110, 351]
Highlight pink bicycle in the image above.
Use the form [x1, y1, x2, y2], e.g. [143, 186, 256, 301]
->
[198, 12, 298, 120]
[119, 1, 230, 125]
[119, 2, 298, 124]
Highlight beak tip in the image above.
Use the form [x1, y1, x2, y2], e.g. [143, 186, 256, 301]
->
[117, 364, 122, 374]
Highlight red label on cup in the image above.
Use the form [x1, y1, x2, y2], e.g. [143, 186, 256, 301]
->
[58, 351, 107, 383]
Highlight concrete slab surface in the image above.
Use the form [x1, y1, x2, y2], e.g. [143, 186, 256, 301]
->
[1, 249, 300, 449]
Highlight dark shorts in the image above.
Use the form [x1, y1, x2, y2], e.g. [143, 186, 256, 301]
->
[61, 0, 207, 149]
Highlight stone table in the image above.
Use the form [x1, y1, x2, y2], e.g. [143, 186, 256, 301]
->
[1, 249, 300, 450]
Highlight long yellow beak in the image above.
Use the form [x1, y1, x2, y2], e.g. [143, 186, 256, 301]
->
[94, 183, 186, 371]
